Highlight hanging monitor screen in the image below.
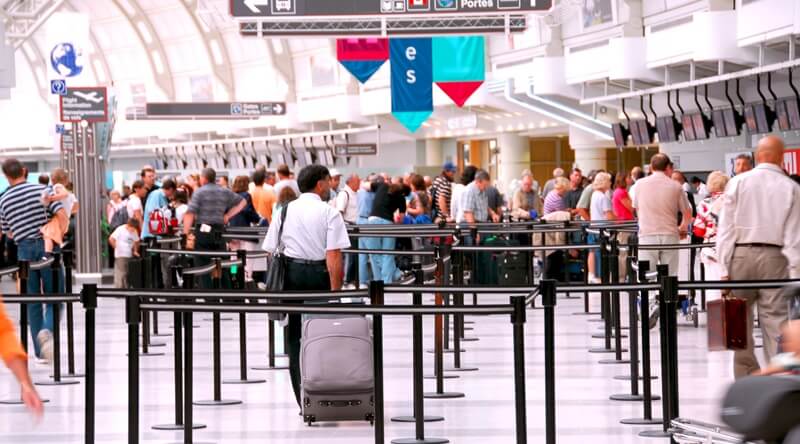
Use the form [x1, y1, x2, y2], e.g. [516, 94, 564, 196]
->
[744, 103, 773, 134]
[631, 119, 652, 145]
[681, 114, 696, 142]
[692, 113, 709, 140]
[656, 116, 679, 143]
[712, 108, 740, 137]
[777, 98, 800, 131]
[612, 123, 628, 148]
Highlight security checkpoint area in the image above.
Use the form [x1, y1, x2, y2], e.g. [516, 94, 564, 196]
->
[1, 1, 800, 444]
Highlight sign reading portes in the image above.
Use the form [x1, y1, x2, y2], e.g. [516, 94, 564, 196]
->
[231, 0, 552, 17]
[59, 86, 108, 122]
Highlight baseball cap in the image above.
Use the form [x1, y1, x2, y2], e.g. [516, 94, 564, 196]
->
[443, 161, 457, 172]
[329, 168, 342, 177]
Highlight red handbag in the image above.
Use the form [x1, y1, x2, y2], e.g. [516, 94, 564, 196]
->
[707, 298, 748, 351]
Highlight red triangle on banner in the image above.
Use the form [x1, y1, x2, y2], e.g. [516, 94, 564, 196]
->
[436, 81, 484, 107]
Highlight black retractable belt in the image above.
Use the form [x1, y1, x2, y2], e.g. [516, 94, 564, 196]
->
[38, 253, 79, 387]
[63, 249, 83, 378]
[224, 250, 266, 386]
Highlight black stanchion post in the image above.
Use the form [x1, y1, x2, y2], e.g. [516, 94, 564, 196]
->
[599, 239, 629, 364]
[590, 231, 615, 354]
[370, 280, 385, 444]
[392, 264, 447, 442]
[196, 259, 242, 406]
[82, 284, 97, 444]
[699, 262, 707, 311]
[539, 281, 556, 444]
[126, 293, 141, 444]
[40, 254, 78, 386]
[665, 275, 680, 425]
[19, 261, 29, 352]
[638, 264, 671, 437]
[64, 250, 81, 378]
[184, 310, 195, 444]
[225, 251, 265, 386]
[139, 245, 164, 356]
[611, 254, 644, 401]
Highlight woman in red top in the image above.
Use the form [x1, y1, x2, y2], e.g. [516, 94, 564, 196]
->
[0, 296, 44, 418]
[611, 173, 634, 280]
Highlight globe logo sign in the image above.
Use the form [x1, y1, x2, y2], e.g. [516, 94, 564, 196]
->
[50, 43, 84, 78]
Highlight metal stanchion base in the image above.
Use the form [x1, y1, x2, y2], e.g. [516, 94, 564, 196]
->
[609, 393, 660, 402]
[251, 365, 289, 371]
[588, 347, 625, 354]
[193, 399, 242, 406]
[638, 429, 672, 438]
[424, 392, 464, 399]
[35, 379, 80, 386]
[203, 317, 234, 322]
[460, 337, 479, 342]
[151, 333, 172, 338]
[449, 327, 473, 331]
[597, 325, 629, 331]
[426, 349, 465, 354]
[144, 342, 167, 347]
[613, 374, 658, 381]
[152, 423, 207, 431]
[424, 374, 459, 380]
[61, 373, 85, 378]
[591, 333, 627, 339]
[598, 359, 631, 365]
[0, 398, 49, 405]
[463, 321, 474, 325]
[445, 366, 479, 372]
[621, 418, 663, 426]
[392, 437, 449, 444]
[223, 378, 266, 385]
[391, 415, 445, 423]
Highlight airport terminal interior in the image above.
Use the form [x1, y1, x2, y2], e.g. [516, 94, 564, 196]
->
[0, 0, 799, 443]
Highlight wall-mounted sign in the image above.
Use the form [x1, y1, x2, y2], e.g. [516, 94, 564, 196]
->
[145, 102, 287, 118]
[446, 113, 478, 131]
[59, 86, 108, 122]
[231, 0, 552, 17]
[334, 144, 378, 156]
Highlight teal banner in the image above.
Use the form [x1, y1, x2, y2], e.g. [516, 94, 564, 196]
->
[432, 36, 485, 107]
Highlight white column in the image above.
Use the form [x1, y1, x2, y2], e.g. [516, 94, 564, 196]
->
[569, 126, 609, 172]
[497, 133, 529, 194]
[425, 138, 443, 166]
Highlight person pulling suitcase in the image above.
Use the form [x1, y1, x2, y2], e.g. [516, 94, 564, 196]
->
[262, 165, 350, 409]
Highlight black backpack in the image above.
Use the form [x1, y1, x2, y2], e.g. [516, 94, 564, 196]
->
[109, 206, 129, 230]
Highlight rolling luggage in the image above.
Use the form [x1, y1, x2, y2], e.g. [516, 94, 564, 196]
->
[499, 250, 529, 286]
[721, 375, 800, 441]
[474, 236, 523, 286]
[300, 316, 375, 425]
[707, 298, 748, 351]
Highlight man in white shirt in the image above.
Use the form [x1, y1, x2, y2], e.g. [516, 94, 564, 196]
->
[716, 135, 800, 378]
[262, 164, 350, 408]
[336, 173, 360, 286]
[273, 163, 300, 199]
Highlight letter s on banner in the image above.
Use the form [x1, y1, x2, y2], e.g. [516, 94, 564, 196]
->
[390, 38, 433, 133]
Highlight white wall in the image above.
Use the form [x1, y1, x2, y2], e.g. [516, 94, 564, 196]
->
[660, 133, 751, 172]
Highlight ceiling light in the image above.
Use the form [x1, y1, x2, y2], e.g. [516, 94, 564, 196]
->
[496, 126, 503, 132]
[504, 113, 513, 118]
[513, 112, 523, 117]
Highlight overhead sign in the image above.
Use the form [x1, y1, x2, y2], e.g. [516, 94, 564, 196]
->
[146, 102, 287, 118]
[59, 86, 108, 122]
[334, 144, 378, 156]
[231, 0, 552, 17]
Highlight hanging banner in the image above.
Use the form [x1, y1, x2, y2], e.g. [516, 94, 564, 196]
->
[390, 38, 433, 133]
[336, 38, 389, 84]
[784, 148, 800, 175]
[433, 36, 485, 107]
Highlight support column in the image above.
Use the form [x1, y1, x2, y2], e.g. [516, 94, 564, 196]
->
[497, 133, 530, 193]
[569, 126, 609, 172]
[425, 139, 443, 167]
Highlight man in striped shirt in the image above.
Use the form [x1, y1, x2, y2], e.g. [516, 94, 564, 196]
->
[430, 162, 456, 222]
[0, 159, 65, 362]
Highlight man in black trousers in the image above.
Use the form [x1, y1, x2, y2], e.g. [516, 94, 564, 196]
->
[262, 164, 350, 407]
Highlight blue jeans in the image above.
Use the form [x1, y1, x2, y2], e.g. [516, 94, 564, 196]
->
[17, 238, 61, 358]
[365, 217, 397, 283]
[587, 233, 602, 277]
[357, 217, 371, 285]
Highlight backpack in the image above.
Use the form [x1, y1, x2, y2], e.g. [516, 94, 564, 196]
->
[148, 206, 176, 236]
[109, 206, 129, 230]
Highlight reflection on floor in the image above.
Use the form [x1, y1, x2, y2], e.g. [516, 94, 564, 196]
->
[0, 285, 747, 443]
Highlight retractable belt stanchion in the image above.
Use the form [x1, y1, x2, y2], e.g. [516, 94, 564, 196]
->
[539, 280, 556, 444]
[148, 238, 169, 339]
[430, 245, 464, 355]
[448, 247, 477, 372]
[224, 251, 266, 386]
[639, 264, 673, 438]
[40, 253, 79, 386]
[425, 245, 457, 381]
[0, 261, 49, 405]
[183, 309, 195, 444]
[194, 259, 242, 407]
[127, 290, 141, 444]
[590, 231, 616, 353]
[138, 245, 165, 357]
[599, 239, 629, 364]
[392, 263, 447, 442]
[153, 265, 206, 431]
[82, 284, 97, 444]
[370, 280, 386, 444]
[574, 225, 599, 316]
[63, 249, 83, 378]
[611, 255, 647, 401]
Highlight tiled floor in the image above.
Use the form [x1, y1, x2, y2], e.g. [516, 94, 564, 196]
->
[0, 284, 748, 443]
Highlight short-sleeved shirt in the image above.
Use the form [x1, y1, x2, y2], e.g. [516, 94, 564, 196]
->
[543, 190, 566, 215]
[370, 182, 406, 221]
[110, 225, 139, 258]
[0, 182, 63, 242]
[127, 195, 143, 219]
[262, 193, 351, 261]
[612, 188, 634, 221]
[187, 183, 244, 226]
[485, 186, 503, 212]
[590, 191, 613, 221]
[564, 186, 584, 210]
[142, 189, 169, 239]
[357, 188, 376, 220]
[251, 185, 276, 223]
[461, 182, 489, 222]
[577, 185, 594, 210]
[430, 175, 452, 218]
[632, 172, 692, 237]
[336, 186, 359, 223]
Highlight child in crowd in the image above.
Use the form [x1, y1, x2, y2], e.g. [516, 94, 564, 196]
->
[109, 218, 141, 289]
[41, 168, 76, 254]
[756, 320, 800, 376]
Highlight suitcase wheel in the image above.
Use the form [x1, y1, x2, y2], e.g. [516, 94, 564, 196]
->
[304, 415, 315, 426]
[366, 413, 375, 426]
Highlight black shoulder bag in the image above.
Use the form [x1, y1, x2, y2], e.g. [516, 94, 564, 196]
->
[265, 205, 289, 320]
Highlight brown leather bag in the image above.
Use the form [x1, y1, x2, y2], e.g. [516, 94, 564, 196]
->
[707, 297, 748, 351]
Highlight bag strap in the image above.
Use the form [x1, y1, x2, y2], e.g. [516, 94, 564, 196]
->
[275, 203, 289, 253]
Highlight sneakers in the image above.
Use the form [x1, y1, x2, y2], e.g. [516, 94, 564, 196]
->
[341, 283, 356, 290]
[648, 301, 660, 330]
[588, 274, 601, 284]
[37, 329, 54, 363]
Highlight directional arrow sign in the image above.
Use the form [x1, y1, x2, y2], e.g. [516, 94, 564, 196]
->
[145, 102, 287, 118]
[243, 0, 269, 13]
[231, 0, 551, 17]
[60, 86, 108, 122]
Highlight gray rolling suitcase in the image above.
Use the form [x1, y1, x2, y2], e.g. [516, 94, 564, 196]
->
[721, 375, 800, 441]
[300, 316, 374, 425]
